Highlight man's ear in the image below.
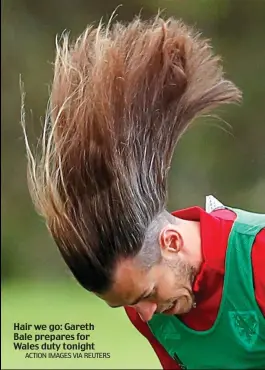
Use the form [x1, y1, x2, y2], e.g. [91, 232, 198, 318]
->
[159, 225, 183, 255]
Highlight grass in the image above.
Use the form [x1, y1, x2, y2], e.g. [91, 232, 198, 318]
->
[2, 279, 161, 369]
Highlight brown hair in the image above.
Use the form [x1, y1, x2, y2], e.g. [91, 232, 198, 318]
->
[21, 15, 242, 293]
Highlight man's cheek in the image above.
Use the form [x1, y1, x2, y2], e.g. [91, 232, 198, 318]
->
[156, 291, 172, 303]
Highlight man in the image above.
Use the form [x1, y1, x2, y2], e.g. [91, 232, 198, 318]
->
[124, 195, 265, 369]
[21, 15, 265, 369]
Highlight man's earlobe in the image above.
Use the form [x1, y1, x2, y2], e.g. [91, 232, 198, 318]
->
[159, 225, 182, 254]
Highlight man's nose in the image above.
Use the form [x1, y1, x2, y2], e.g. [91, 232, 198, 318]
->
[133, 301, 157, 322]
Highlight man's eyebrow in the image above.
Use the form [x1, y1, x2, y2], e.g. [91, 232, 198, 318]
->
[108, 289, 152, 308]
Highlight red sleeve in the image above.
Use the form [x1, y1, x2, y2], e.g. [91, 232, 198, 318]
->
[124, 306, 180, 370]
[212, 208, 265, 316]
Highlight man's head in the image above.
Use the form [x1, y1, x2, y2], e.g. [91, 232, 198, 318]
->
[97, 212, 202, 321]
[21, 15, 241, 319]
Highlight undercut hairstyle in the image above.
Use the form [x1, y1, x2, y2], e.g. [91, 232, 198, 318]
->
[21, 15, 242, 294]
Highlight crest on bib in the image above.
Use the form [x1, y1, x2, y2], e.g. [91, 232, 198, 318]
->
[229, 310, 259, 349]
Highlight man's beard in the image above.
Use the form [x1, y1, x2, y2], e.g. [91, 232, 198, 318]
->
[158, 258, 197, 315]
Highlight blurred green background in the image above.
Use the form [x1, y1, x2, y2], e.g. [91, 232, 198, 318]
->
[1, 0, 265, 369]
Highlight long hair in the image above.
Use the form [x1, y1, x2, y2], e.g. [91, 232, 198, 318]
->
[21, 15, 242, 293]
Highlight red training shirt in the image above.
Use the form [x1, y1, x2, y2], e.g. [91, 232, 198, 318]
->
[125, 206, 265, 369]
